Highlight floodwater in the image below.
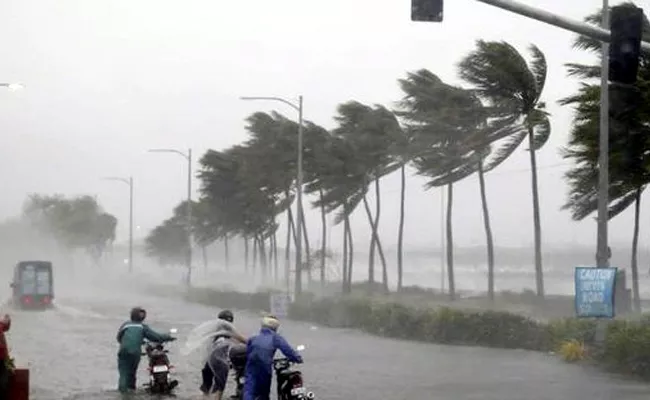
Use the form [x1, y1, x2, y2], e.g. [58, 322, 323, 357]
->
[5, 277, 650, 400]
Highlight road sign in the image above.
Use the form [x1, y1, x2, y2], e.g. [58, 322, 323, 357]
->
[270, 293, 292, 318]
[574, 267, 617, 318]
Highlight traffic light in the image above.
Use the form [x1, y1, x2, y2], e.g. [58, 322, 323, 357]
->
[411, 0, 443, 22]
[609, 5, 644, 85]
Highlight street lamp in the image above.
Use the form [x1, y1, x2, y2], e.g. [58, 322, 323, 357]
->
[240, 95, 304, 296]
[148, 148, 193, 286]
[102, 176, 134, 273]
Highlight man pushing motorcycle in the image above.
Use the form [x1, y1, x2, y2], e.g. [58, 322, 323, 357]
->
[200, 309, 247, 400]
[116, 307, 176, 393]
[243, 315, 303, 400]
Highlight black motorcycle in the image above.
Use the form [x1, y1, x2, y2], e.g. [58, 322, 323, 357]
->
[229, 343, 247, 399]
[228, 344, 314, 400]
[142, 328, 179, 395]
[273, 345, 314, 400]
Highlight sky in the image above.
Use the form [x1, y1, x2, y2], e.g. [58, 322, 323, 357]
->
[0, 0, 648, 257]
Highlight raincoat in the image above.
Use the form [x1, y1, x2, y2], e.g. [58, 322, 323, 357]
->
[116, 321, 174, 392]
[243, 327, 303, 400]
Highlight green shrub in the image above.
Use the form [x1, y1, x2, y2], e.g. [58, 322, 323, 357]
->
[181, 286, 650, 380]
[601, 320, 650, 377]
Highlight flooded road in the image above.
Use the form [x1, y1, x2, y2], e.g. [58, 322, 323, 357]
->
[5, 276, 650, 400]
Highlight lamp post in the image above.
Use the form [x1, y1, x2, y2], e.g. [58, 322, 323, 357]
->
[148, 148, 193, 286]
[102, 176, 134, 272]
[240, 95, 304, 296]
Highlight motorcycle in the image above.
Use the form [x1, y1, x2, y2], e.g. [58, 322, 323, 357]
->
[229, 343, 247, 399]
[142, 328, 179, 395]
[228, 344, 314, 400]
[273, 345, 315, 400]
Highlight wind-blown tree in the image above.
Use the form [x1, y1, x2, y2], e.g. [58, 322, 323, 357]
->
[387, 116, 413, 292]
[23, 194, 117, 262]
[458, 40, 551, 298]
[311, 133, 367, 294]
[330, 101, 400, 293]
[302, 121, 337, 286]
[241, 112, 318, 284]
[398, 70, 492, 300]
[198, 143, 282, 281]
[560, 3, 650, 311]
[145, 215, 188, 266]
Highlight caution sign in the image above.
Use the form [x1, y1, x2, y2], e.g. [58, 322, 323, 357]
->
[574, 267, 617, 318]
[270, 293, 292, 318]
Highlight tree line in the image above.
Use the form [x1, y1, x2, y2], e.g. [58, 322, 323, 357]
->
[146, 4, 650, 303]
[18, 194, 117, 262]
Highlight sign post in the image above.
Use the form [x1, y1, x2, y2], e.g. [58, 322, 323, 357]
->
[270, 293, 292, 319]
[575, 267, 617, 318]
[575, 266, 617, 344]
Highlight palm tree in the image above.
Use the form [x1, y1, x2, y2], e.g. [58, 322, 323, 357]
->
[398, 70, 488, 300]
[458, 41, 551, 299]
[302, 121, 336, 287]
[332, 101, 399, 293]
[145, 215, 188, 267]
[312, 134, 366, 293]
[560, 4, 650, 311]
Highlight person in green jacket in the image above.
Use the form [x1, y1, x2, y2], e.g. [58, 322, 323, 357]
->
[116, 307, 176, 393]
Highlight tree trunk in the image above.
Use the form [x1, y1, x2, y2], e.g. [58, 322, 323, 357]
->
[319, 189, 327, 287]
[364, 193, 376, 289]
[299, 206, 312, 286]
[375, 178, 388, 293]
[362, 193, 388, 294]
[527, 129, 545, 298]
[202, 245, 208, 273]
[244, 236, 249, 273]
[347, 217, 354, 294]
[224, 236, 230, 271]
[285, 209, 292, 290]
[446, 183, 456, 301]
[478, 162, 495, 302]
[288, 207, 299, 249]
[259, 236, 268, 282]
[342, 214, 349, 294]
[344, 207, 354, 294]
[631, 188, 642, 312]
[253, 236, 258, 275]
[397, 164, 406, 293]
[273, 229, 279, 284]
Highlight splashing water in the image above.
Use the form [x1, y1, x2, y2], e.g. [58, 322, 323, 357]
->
[180, 319, 226, 363]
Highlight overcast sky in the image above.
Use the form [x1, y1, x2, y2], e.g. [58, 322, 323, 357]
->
[0, 0, 646, 254]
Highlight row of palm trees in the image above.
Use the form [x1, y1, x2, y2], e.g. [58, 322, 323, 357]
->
[147, 4, 650, 301]
[147, 39, 552, 300]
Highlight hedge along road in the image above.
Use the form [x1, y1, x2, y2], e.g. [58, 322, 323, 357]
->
[5, 283, 650, 400]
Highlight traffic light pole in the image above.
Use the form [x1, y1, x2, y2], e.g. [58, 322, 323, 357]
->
[596, 0, 610, 270]
[474, 0, 650, 53]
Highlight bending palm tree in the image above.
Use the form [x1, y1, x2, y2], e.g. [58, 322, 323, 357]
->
[459, 41, 551, 298]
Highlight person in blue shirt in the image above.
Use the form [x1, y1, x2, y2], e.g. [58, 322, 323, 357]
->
[116, 307, 176, 393]
[243, 315, 303, 400]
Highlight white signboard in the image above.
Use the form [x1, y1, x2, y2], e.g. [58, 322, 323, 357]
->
[270, 293, 292, 318]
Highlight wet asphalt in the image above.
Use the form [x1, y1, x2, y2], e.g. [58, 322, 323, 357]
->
[4, 271, 650, 400]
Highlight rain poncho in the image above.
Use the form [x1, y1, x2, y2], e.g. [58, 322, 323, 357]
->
[243, 327, 303, 400]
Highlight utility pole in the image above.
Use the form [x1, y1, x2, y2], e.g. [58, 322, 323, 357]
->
[101, 176, 134, 273]
[596, 0, 610, 269]
[148, 148, 194, 287]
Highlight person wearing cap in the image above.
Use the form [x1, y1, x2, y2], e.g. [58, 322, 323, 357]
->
[243, 315, 303, 400]
[200, 309, 247, 399]
[116, 307, 176, 393]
